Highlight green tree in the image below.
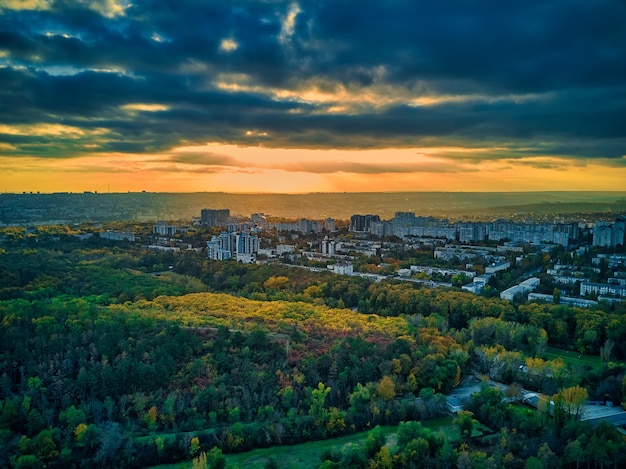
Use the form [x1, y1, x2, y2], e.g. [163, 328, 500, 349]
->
[30, 429, 58, 465]
[206, 447, 226, 469]
[370, 446, 392, 469]
[564, 439, 585, 469]
[309, 382, 331, 425]
[224, 423, 244, 451]
[363, 426, 386, 458]
[339, 443, 367, 469]
[12, 455, 43, 469]
[59, 405, 86, 430]
[524, 457, 544, 469]
[457, 410, 474, 439]
[190, 436, 201, 458]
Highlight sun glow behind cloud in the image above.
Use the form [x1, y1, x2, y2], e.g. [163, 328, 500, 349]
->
[0, 0, 51, 11]
[121, 103, 170, 112]
[0, 123, 107, 138]
[213, 73, 550, 115]
[2, 143, 624, 193]
[219, 38, 238, 53]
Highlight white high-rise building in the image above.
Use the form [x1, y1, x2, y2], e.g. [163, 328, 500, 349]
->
[207, 232, 235, 260]
[321, 236, 336, 255]
[207, 231, 259, 263]
[236, 232, 260, 263]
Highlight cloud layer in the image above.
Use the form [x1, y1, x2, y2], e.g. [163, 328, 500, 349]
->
[1, 0, 625, 188]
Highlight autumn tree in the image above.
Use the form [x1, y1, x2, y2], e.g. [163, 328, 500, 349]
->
[376, 376, 396, 401]
[559, 386, 588, 421]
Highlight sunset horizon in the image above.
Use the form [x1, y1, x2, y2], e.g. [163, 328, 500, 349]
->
[3, 2, 626, 465]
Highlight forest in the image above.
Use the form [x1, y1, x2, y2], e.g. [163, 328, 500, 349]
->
[1, 226, 626, 468]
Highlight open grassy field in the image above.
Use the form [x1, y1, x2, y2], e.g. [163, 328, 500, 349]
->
[148, 415, 490, 469]
[223, 417, 472, 468]
[149, 426, 397, 469]
[542, 345, 605, 371]
[224, 427, 398, 469]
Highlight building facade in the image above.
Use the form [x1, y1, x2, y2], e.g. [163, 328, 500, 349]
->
[201, 208, 230, 227]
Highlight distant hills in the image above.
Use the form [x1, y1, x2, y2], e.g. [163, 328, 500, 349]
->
[1, 191, 626, 224]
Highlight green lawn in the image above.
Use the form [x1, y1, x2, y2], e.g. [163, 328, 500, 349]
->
[422, 415, 492, 441]
[148, 416, 482, 469]
[148, 426, 397, 469]
[541, 345, 605, 371]
[224, 426, 399, 469]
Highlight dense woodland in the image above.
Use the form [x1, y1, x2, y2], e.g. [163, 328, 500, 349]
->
[1, 227, 626, 468]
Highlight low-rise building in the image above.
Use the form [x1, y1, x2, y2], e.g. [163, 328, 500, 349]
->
[276, 244, 296, 255]
[257, 248, 277, 258]
[527, 293, 598, 308]
[552, 275, 589, 285]
[593, 254, 626, 268]
[486, 261, 511, 274]
[500, 277, 539, 301]
[580, 281, 626, 298]
[153, 221, 176, 236]
[100, 231, 135, 241]
[147, 245, 181, 253]
[332, 263, 354, 275]
[462, 275, 491, 294]
[409, 265, 476, 279]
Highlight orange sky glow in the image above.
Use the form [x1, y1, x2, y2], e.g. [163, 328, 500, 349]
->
[2, 144, 625, 193]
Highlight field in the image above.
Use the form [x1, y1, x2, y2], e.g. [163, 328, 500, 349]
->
[225, 426, 398, 469]
[149, 426, 397, 469]
[148, 415, 496, 469]
[542, 345, 605, 371]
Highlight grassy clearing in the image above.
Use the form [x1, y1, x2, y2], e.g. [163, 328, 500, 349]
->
[542, 345, 604, 371]
[148, 426, 397, 469]
[148, 416, 484, 469]
[222, 416, 488, 468]
[224, 426, 398, 469]
[422, 415, 492, 440]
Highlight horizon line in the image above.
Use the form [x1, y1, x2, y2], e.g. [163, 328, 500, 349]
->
[4, 190, 626, 196]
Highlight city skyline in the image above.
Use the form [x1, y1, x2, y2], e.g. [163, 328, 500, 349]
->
[1, 1, 625, 193]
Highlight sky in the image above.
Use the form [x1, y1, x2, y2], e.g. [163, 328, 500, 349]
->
[1, 0, 625, 193]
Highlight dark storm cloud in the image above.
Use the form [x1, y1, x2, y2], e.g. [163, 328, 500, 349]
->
[301, 1, 626, 92]
[0, 0, 624, 163]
